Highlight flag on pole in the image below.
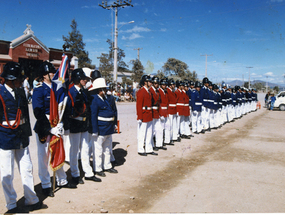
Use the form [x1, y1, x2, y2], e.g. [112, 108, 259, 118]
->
[49, 54, 69, 171]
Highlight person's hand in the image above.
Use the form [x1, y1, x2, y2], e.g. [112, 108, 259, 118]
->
[92, 133, 98, 138]
[137, 119, 142, 125]
[160, 116, 165, 121]
[56, 122, 64, 135]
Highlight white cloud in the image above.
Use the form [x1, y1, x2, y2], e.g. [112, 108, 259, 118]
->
[122, 33, 143, 40]
[271, 0, 284, 2]
[122, 26, 151, 33]
[160, 28, 167, 32]
[264, 72, 274, 77]
[144, 8, 148, 13]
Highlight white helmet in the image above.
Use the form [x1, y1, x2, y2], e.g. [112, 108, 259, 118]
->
[82, 67, 92, 79]
[89, 77, 107, 91]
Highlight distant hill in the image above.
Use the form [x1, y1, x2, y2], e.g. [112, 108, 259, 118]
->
[227, 80, 285, 89]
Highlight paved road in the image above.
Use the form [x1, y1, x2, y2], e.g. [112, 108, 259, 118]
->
[1, 93, 285, 213]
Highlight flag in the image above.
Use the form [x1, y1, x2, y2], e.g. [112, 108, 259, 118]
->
[49, 54, 69, 171]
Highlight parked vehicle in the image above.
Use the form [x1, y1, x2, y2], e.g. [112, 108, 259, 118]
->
[270, 91, 285, 111]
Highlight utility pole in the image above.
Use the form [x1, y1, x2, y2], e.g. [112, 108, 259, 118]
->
[201, 54, 213, 77]
[134, 48, 143, 60]
[242, 74, 244, 87]
[99, 0, 133, 85]
[246, 66, 253, 89]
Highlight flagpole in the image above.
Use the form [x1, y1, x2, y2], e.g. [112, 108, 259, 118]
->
[53, 171, 56, 192]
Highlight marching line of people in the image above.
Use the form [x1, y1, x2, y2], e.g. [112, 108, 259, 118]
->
[0, 61, 118, 213]
[136, 75, 258, 156]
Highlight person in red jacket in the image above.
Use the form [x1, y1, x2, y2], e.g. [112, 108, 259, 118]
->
[149, 76, 160, 151]
[166, 79, 177, 144]
[175, 80, 185, 141]
[181, 81, 191, 139]
[158, 78, 169, 149]
[136, 75, 158, 156]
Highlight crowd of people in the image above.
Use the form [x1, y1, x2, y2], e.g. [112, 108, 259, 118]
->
[136, 75, 258, 156]
[0, 61, 118, 213]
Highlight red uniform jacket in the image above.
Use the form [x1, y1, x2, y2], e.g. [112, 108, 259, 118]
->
[136, 86, 153, 122]
[167, 87, 177, 115]
[182, 90, 190, 116]
[158, 87, 168, 117]
[175, 89, 184, 115]
[149, 86, 160, 119]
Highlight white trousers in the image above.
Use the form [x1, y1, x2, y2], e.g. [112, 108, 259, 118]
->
[92, 135, 112, 172]
[0, 147, 39, 210]
[163, 116, 171, 144]
[209, 109, 215, 128]
[192, 111, 202, 133]
[36, 134, 68, 188]
[170, 114, 178, 141]
[63, 129, 71, 162]
[180, 115, 191, 135]
[137, 121, 153, 153]
[69, 131, 94, 178]
[154, 118, 164, 147]
[202, 106, 210, 130]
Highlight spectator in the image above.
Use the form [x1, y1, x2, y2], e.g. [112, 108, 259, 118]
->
[269, 93, 276, 110]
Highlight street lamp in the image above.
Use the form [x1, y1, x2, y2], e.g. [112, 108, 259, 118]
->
[246, 67, 253, 89]
[114, 20, 134, 88]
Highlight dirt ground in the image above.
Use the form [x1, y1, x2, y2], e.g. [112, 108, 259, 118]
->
[1, 93, 285, 213]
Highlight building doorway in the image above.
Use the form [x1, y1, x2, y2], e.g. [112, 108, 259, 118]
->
[18, 58, 43, 88]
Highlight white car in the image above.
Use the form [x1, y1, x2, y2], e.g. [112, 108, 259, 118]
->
[272, 91, 285, 111]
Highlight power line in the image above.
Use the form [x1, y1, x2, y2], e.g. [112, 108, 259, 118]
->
[201, 54, 213, 77]
[99, 0, 134, 84]
[134, 48, 143, 60]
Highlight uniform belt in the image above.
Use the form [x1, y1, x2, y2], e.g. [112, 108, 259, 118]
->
[204, 99, 209, 102]
[142, 107, 152, 110]
[184, 104, 189, 106]
[98, 116, 114, 121]
[152, 106, 158, 110]
[73, 116, 87, 121]
[2, 118, 26, 126]
[195, 102, 202, 105]
[208, 100, 214, 102]
[176, 103, 184, 106]
[169, 104, 176, 107]
[214, 102, 217, 104]
[161, 107, 167, 109]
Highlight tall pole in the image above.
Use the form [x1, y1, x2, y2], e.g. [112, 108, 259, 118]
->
[246, 67, 253, 89]
[201, 54, 213, 77]
[266, 75, 268, 93]
[114, 7, 118, 83]
[134, 48, 143, 60]
[99, 0, 133, 86]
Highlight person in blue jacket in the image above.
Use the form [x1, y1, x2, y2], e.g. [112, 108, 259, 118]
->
[191, 81, 203, 134]
[89, 77, 118, 177]
[33, 61, 77, 198]
[68, 69, 101, 184]
[0, 62, 42, 213]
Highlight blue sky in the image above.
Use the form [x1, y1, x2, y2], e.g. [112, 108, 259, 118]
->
[1, 0, 285, 85]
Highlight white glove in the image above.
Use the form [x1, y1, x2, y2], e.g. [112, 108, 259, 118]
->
[50, 127, 61, 137]
[92, 133, 98, 137]
[137, 119, 142, 125]
[160, 116, 165, 121]
[56, 122, 64, 136]
[193, 110, 198, 115]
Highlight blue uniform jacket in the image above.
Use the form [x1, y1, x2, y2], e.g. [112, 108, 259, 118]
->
[186, 89, 192, 105]
[67, 86, 90, 133]
[32, 82, 52, 140]
[0, 85, 32, 149]
[208, 89, 215, 110]
[200, 86, 210, 108]
[90, 94, 116, 136]
[191, 89, 202, 112]
[231, 93, 237, 106]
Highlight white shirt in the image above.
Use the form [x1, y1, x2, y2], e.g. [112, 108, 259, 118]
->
[4, 84, 15, 99]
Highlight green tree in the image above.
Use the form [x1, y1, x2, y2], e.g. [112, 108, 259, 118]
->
[62, 19, 92, 68]
[130, 59, 144, 82]
[156, 69, 165, 79]
[252, 82, 265, 91]
[145, 60, 154, 74]
[273, 86, 280, 93]
[97, 39, 128, 83]
[162, 58, 196, 80]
